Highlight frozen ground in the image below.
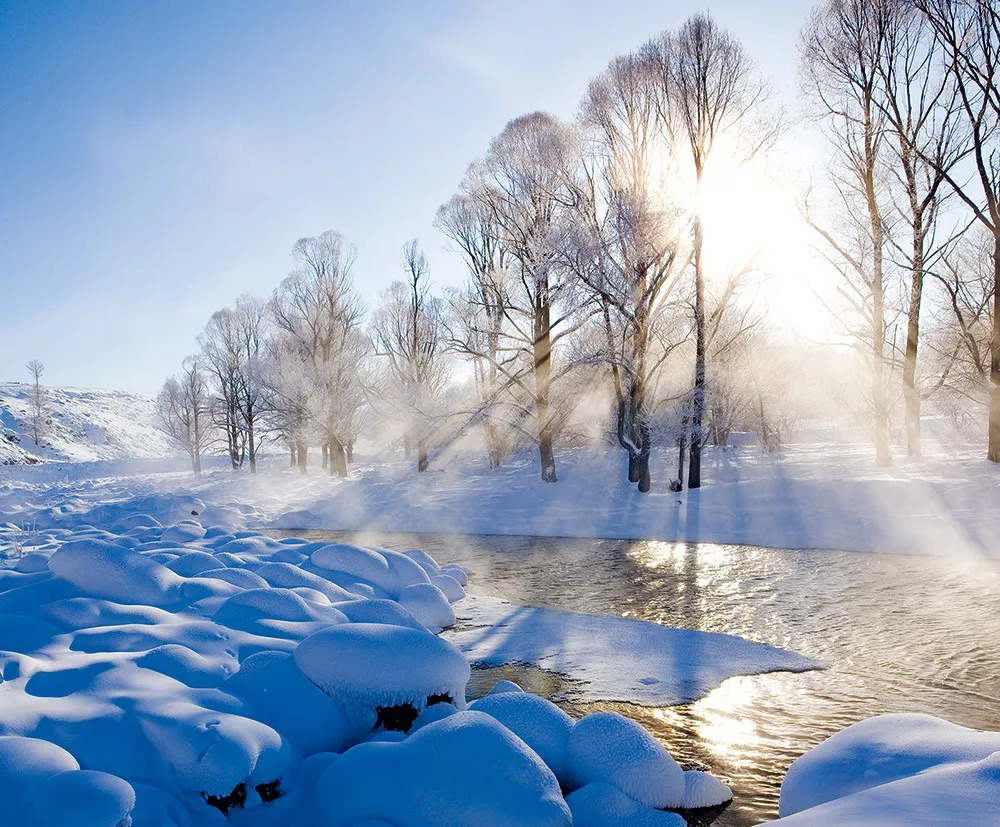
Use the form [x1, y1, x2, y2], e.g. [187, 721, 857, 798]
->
[3, 440, 999, 557]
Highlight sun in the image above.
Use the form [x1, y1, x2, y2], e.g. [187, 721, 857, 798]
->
[694, 137, 837, 340]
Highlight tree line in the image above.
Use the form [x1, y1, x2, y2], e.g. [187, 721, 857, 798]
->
[158, 0, 1000, 486]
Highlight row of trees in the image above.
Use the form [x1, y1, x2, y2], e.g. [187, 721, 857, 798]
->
[157, 230, 449, 479]
[803, 0, 1000, 465]
[158, 1, 1000, 485]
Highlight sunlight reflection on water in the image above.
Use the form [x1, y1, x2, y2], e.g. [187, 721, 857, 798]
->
[274, 529, 1000, 826]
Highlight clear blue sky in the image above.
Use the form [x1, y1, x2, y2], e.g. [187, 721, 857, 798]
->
[0, 1, 815, 395]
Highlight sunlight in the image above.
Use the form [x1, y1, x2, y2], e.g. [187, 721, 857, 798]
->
[693, 137, 837, 339]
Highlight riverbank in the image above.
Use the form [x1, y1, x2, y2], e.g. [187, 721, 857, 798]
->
[5, 440, 997, 558]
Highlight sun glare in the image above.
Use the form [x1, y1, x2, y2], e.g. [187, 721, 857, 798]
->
[695, 140, 836, 339]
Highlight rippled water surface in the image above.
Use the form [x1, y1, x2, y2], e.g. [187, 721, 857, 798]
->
[275, 530, 1000, 825]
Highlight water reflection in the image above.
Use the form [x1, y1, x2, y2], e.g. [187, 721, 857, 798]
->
[273, 529, 1000, 825]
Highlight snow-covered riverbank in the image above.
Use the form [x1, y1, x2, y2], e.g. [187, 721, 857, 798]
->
[4, 441, 999, 557]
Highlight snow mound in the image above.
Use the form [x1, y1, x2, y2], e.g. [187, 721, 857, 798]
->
[566, 711, 685, 808]
[23, 769, 136, 827]
[770, 751, 1000, 826]
[398, 582, 456, 632]
[778, 712, 1000, 817]
[293, 623, 470, 735]
[471, 690, 575, 783]
[681, 769, 733, 809]
[49, 539, 183, 607]
[311, 711, 571, 827]
[566, 783, 686, 827]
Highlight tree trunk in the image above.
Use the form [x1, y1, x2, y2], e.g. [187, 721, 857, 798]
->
[902, 230, 924, 458]
[676, 402, 690, 488]
[297, 442, 308, 474]
[533, 281, 557, 483]
[322, 443, 329, 470]
[247, 417, 257, 474]
[688, 214, 706, 489]
[418, 440, 429, 473]
[636, 418, 651, 493]
[485, 419, 502, 470]
[989, 235, 1000, 463]
[330, 439, 347, 477]
[289, 444, 297, 467]
[627, 452, 640, 484]
[403, 436, 411, 458]
[346, 442, 354, 463]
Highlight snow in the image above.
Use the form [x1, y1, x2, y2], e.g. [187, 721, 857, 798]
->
[397, 581, 456, 632]
[777, 712, 1000, 818]
[0, 382, 172, 465]
[565, 711, 686, 808]
[470, 690, 575, 784]
[310, 711, 572, 827]
[566, 783, 686, 827]
[0, 500, 755, 824]
[680, 770, 733, 809]
[769, 751, 1000, 826]
[293, 623, 470, 732]
[447, 594, 817, 705]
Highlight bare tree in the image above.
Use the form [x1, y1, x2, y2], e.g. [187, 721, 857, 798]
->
[873, 0, 964, 457]
[571, 50, 688, 492]
[371, 239, 448, 472]
[233, 294, 269, 473]
[436, 189, 510, 468]
[802, 0, 895, 467]
[914, 0, 1000, 462]
[474, 112, 582, 483]
[270, 230, 366, 477]
[200, 308, 247, 470]
[649, 12, 775, 487]
[24, 360, 48, 447]
[157, 357, 212, 474]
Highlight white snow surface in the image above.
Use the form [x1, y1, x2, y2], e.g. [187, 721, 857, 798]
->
[447, 594, 816, 706]
[770, 750, 1000, 826]
[4, 440, 1000, 556]
[776, 712, 1000, 820]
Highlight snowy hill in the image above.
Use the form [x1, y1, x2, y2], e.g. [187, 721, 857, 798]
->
[0, 382, 174, 464]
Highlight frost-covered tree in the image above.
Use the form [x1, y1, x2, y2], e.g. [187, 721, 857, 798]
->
[157, 357, 212, 474]
[270, 231, 367, 476]
[200, 308, 247, 470]
[913, 0, 1000, 462]
[570, 50, 688, 492]
[371, 240, 448, 472]
[436, 189, 510, 469]
[473, 112, 582, 483]
[25, 359, 49, 447]
[649, 12, 775, 487]
[801, 0, 895, 467]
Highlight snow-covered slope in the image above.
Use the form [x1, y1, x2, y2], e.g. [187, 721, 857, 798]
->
[0, 382, 173, 464]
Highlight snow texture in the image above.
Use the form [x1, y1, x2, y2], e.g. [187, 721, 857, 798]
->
[566, 711, 686, 808]
[311, 711, 572, 827]
[566, 783, 687, 827]
[448, 594, 817, 705]
[777, 712, 1000, 819]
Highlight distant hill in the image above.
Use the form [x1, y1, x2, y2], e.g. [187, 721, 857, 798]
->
[0, 383, 174, 464]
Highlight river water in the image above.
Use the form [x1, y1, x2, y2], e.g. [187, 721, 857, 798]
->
[273, 530, 1000, 825]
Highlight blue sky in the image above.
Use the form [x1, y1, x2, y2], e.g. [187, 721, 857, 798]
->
[0, 1, 816, 394]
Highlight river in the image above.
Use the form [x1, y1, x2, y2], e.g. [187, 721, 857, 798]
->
[272, 529, 1000, 825]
